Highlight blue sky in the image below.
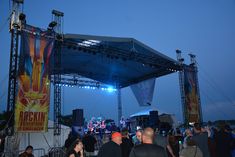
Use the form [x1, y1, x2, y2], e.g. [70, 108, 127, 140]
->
[1, 0, 235, 123]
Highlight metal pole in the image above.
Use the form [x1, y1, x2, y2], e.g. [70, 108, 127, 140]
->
[28, 133, 30, 146]
[117, 88, 122, 126]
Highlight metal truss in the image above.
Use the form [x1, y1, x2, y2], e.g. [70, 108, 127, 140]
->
[52, 10, 64, 136]
[176, 50, 187, 124]
[7, 0, 24, 134]
[51, 74, 115, 89]
[62, 40, 182, 72]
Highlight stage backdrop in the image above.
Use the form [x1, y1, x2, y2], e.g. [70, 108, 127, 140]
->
[15, 25, 54, 132]
[183, 66, 200, 123]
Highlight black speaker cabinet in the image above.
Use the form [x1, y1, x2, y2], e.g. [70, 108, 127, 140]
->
[149, 110, 159, 128]
[72, 109, 84, 126]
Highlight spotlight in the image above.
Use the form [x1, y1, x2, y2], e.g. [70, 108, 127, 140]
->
[107, 87, 115, 92]
[48, 21, 57, 28]
[19, 13, 26, 21]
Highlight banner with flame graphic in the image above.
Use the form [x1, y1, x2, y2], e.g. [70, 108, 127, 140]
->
[15, 25, 54, 132]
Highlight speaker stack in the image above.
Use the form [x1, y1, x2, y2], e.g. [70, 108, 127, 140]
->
[149, 110, 159, 128]
[72, 109, 84, 126]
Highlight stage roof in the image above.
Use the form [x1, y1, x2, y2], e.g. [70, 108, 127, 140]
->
[54, 34, 181, 88]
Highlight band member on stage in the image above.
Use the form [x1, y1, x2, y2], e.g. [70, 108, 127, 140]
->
[120, 116, 126, 129]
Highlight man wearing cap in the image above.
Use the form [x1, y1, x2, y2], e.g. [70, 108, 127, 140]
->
[97, 132, 122, 157]
[129, 127, 167, 157]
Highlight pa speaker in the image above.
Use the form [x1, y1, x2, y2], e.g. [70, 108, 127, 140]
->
[149, 110, 159, 128]
[72, 109, 84, 126]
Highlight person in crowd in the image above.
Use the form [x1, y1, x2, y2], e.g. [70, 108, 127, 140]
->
[120, 128, 134, 157]
[132, 129, 143, 145]
[65, 132, 79, 151]
[183, 129, 193, 148]
[0, 134, 5, 156]
[215, 124, 233, 157]
[67, 139, 84, 157]
[19, 145, 34, 157]
[231, 129, 235, 157]
[206, 122, 217, 157]
[101, 133, 110, 145]
[192, 123, 210, 157]
[179, 138, 203, 157]
[97, 132, 122, 157]
[129, 127, 167, 157]
[154, 128, 168, 151]
[166, 131, 179, 157]
[120, 116, 127, 129]
[174, 128, 183, 149]
[82, 131, 97, 157]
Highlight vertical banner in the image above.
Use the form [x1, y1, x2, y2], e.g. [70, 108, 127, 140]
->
[184, 66, 200, 123]
[131, 78, 155, 106]
[15, 25, 54, 132]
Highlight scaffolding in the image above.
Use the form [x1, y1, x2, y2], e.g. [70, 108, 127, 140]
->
[176, 50, 203, 124]
[188, 54, 203, 123]
[176, 50, 187, 124]
[7, 0, 24, 135]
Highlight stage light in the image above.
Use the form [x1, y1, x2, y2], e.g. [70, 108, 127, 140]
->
[179, 58, 184, 62]
[14, 0, 24, 4]
[19, 13, 26, 21]
[48, 21, 57, 28]
[107, 87, 115, 92]
[56, 34, 62, 40]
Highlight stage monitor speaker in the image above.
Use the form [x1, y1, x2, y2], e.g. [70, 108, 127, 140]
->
[149, 110, 159, 128]
[72, 109, 84, 126]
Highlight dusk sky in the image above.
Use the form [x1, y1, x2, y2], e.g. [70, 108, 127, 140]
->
[0, 0, 235, 123]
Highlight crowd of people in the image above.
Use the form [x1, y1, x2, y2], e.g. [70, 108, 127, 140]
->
[62, 122, 235, 157]
[1, 122, 235, 157]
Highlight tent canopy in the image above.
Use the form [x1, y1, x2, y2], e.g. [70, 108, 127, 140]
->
[54, 34, 181, 88]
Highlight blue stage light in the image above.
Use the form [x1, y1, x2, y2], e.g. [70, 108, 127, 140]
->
[107, 87, 115, 92]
